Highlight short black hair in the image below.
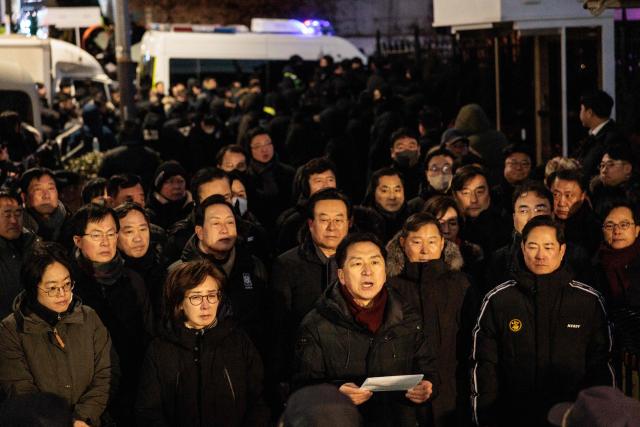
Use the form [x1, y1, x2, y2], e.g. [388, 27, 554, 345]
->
[363, 167, 405, 207]
[298, 157, 338, 199]
[306, 188, 352, 220]
[21, 242, 74, 302]
[335, 232, 387, 269]
[216, 144, 247, 166]
[114, 202, 150, 223]
[547, 169, 588, 192]
[604, 201, 640, 224]
[390, 127, 419, 148]
[190, 167, 230, 203]
[107, 174, 142, 198]
[0, 189, 22, 206]
[512, 180, 553, 212]
[19, 167, 56, 195]
[580, 90, 614, 118]
[503, 143, 534, 162]
[604, 143, 635, 165]
[81, 177, 108, 204]
[425, 146, 455, 168]
[194, 195, 235, 227]
[400, 212, 442, 239]
[244, 126, 270, 148]
[521, 215, 566, 245]
[70, 203, 119, 237]
[451, 165, 488, 193]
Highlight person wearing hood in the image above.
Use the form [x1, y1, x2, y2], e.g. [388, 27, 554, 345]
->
[20, 168, 73, 243]
[471, 216, 614, 427]
[452, 165, 511, 257]
[275, 157, 338, 254]
[0, 243, 117, 427]
[440, 129, 484, 169]
[386, 213, 473, 427]
[362, 167, 410, 244]
[147, 160, 193, 230]
[0, 190, 39, 319]
[453, 104, 508, 185]
[549, 168, 602, 257]
[389, 128, 422, 199]
[98, 119, 162, 192]
[136, 260, 270, 427]
[70, 204, 154, 424]
[408, 146, 455, 213]
[115, 203, 166, 323]
[245, 127, 296, 233]
[172, 195, 269, 357]
[186, 113, 226, 174]
[293, 232, 438, 427]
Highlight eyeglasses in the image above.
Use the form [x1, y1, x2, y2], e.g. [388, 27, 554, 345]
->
[39, 281, 74, 297]
[83, 231, 118, 242]
[516, 206, 550, 215]
[599, 161, 624, 170]
[428, 164, 452, 174]
[506, 160, 532, 168]
[187, 291, 221, 306]
[603, 221, 635, 231]
[1, 208, 23, 219]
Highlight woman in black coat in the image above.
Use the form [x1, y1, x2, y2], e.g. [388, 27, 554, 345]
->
[136, 260, 269, 427]
[386, 212, 475, 427]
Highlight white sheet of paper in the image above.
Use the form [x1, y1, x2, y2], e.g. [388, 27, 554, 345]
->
[360, 374, 424, 392]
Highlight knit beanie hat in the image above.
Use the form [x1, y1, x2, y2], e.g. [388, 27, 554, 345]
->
[153, 161, 187, 191]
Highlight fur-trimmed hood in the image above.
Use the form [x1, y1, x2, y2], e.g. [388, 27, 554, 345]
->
[385, 231, 464, 277]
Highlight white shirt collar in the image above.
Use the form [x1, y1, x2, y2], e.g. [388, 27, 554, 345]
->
[589, 119, 610, 136]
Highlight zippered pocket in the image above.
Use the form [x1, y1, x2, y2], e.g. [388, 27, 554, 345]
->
[224, 367, 236, 401]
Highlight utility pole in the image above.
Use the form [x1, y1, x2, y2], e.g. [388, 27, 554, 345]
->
[113, 0, 136, 121]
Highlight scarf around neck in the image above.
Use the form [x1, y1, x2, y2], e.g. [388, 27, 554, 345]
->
[599, 238, 640, 300]
[339, 284, 388, 334]
[76, 249, 125, 286]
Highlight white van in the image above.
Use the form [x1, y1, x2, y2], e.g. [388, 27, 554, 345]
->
[138, 19, 367, 89]
[0, 35, 112, 105]
[0, 60, 42, 132]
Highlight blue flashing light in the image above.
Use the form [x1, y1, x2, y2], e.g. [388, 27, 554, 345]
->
[301, 19, 334, 36]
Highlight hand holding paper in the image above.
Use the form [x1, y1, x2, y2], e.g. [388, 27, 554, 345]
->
[360, 374, 424, 392]
[406, 380, 433, 403]
[339, 382, 373, 406]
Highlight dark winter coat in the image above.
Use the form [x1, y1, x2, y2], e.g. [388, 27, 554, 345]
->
[459, 207, 511, 258]
[573, 120, 622, 178]
[294, 282, 440, 427]
[177, 236, 269, 355]
[135, 319, 269, 427]
[271, 235, 337, 379]
[0, 228, 38, 319]
[471, 260, 614, 427]
[147, 192, 194, 230]
[185, 125, 226, 174]
[0, 293, 117, 426]
[23, 202, 72, 243]
[557, 202, 602, 257]
[589, 174, 640, 220]
[386, 237, 475, 427]
[247, 159, 296, 232]
[98, 141, 162, 192]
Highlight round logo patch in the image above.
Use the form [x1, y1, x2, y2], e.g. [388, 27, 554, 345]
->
[509, 319, 523, 332]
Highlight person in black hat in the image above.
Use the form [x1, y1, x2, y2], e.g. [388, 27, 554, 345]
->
[146, 160, 193, 230]
[440, 128, 483, 169]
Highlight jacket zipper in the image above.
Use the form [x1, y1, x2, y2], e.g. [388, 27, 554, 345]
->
[224, 367, 236, 401]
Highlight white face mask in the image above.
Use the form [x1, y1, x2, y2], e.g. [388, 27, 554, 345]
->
[232, 196, 248, 216]
[428, 173, 452, 192]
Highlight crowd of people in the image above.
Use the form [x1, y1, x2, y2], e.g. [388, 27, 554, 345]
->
[0, 54, 639, 427]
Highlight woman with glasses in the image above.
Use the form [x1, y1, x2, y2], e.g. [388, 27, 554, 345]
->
[386, 213, 473, 427]
[70, 203, 154, 425]
[408, 147, 455, 213]
[136, 260, 269, 427]
[595, 202, 640, 308]
[0, 243, 116, 427]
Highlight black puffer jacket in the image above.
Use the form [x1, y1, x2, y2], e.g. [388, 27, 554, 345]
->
[386, 236, 475, 427]
[135, 319, 269, 427]
[471, 259, 614, 427]
[557, 202, 602, 258]
[294, 282, 439, 427]
[0, 229, 38, 319]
